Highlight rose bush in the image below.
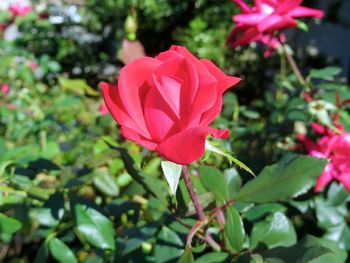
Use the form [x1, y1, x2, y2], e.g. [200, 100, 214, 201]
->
[101, 45, 240, 164]
[226, 0, 324, 56]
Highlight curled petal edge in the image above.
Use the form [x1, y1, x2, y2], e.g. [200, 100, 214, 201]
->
[155, 127, 230, 165]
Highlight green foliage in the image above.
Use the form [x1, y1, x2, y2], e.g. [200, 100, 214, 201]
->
[74, 204, 116, 251]
[234, 155, 327, 203]
[250, 212, 297, 249]
[238, 235, 345, 263]
[49, 238, 78, 263]
[225, 206, 245, 252]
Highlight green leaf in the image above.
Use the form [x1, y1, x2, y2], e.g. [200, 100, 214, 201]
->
[161, 161, 182, 195]
[49, 238, 78, 263]
[34, 241, 49, 263]
[326, 183, 349, 206]
[107, 145, 167, 203]
[0, 160, 13, 176]
[315, 197, 347, 229]
[297, 20, 309, 32]
[154, 226, 184, 263]
[250, 212, 296, 249]
[0, 213, 22, 242]
[58, 77, 99, 96]
[224, 168, 242, 198]
[234, 155, 327, 203]
[93, 168, 119, 196]
[75, 204, 115, 250]
[122, 224, 158, 255]
[35, 208, 60, 227]
[205, 140, 255, 176]
[10, 174, 54, 201]
[310, 67, 342, 81]
[196, 252, 229, 263]
[83, 255, 104, 263]
[177, 246, 195, 263]
[225, 206, 245, 252]
[245, 203, 286, 221]
[311, 236, 347, 262]
[324, 223, 350, 251]
[253, 235, 345, 263]
[199, 165, 229, 204]
[240, 107, 260, 119]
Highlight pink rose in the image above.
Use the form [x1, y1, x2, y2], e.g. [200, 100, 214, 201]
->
[9, 3, 32, 18]
[121, 39, 145, 65]
[227, 0, 324, 56]
[101, 45, 240, 164]
[28, 61, 39, 71]
[98, 102, 109, 116]
[298, 123, 350, 192]
[1, 83, 9, 95]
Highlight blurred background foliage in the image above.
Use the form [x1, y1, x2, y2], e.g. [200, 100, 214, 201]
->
[1, 0, 350, 262]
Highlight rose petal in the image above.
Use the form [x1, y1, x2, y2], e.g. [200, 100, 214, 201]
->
[288, 6, 324, 18]
[234, 13, 267, 25]
[118, 57, 161, 138]
[169, 46, 210, 76]
[156, 49, 183, 62]
[230, 27, 260, 47]
[121, 126, 157, 150]
[200, 59, 241, 93]
[337, 174, 350, 192]
[314, 164, 333, 192]
[156, 127, 230, 164]
[199, 59, 240, 126]
[257, 14, 293, 32]
[144, 86, 181, 142]
[296, 134, 321, 153]
[153, 56, 199, 117]
[253, 0, 262, 11]
[101, 82, 152, 139]
[187, 76, 217, 127]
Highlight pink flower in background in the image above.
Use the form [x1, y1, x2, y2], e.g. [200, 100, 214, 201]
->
[227, 0, 324, 56]
[122, 39, 145, 65]
[298, 123, 350, 192]
[9, 3, 32, 18]
[1, 83, 9, 95]
[98, 102, 109, 116]
[101, 45, 240, 164]
[0, 23, 7, 32]
[28, 61, 39, 71]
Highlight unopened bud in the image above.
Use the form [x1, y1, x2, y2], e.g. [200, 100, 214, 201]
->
[124, 15, 137, 35]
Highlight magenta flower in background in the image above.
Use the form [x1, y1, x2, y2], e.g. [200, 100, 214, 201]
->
[98, 102, 109, 116]
[298, 123, 350, 192]
[1, 83, 9, 95]
[227, 0, 324, 56]
[9, 3, 32, 18]
[28, 61, 39, 71]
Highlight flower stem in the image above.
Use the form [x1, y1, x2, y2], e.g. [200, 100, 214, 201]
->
[281, 44, 306, 86]
[182, 165, 206, 222]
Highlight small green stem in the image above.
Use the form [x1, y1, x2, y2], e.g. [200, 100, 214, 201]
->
[281, 44, 306, 86]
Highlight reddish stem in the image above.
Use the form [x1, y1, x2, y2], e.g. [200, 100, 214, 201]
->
[182, 165, 206, 222]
